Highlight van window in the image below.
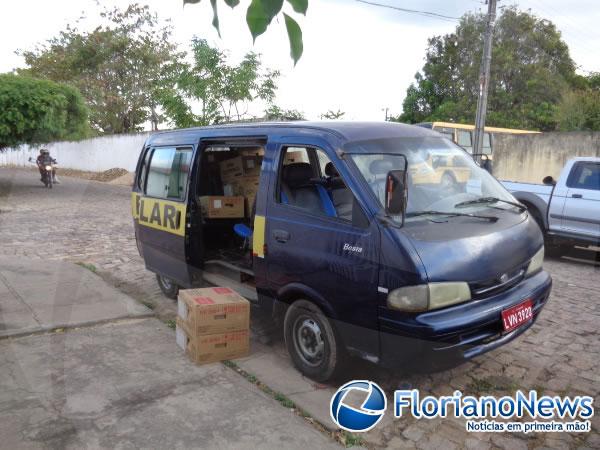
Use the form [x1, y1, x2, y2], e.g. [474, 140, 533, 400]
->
[145, 147, 192, 200]
[283, 147, 310, 164]
[137, 148, 152, 190]
[277, 146, 356, 222]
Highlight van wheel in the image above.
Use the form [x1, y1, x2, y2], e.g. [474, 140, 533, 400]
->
[156, 274, 179, 299]
[284, 299, 342, 382]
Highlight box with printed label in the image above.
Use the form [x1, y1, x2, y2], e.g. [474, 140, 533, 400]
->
[284, 150, 307, 164]
[177, 287, 250, 335]
[240, 147, 264, 157]
[241, 156, 263, 177]
[199, 196, 244, 218]
[228, 175, 260, 215]
[176, 319, 249, 364]
[220, 156, 245, 182]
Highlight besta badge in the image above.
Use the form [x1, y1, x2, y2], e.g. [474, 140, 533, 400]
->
[343, 243, 363, 253]
[135, 196, 181, 231]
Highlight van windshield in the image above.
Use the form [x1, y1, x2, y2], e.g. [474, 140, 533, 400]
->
[346, 137, 517, 221]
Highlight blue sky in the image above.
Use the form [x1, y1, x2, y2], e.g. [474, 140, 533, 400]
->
[2, 0, 598, 122]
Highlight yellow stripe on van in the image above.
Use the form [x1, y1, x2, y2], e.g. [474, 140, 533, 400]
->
[253, 215, 266, 258]
[131, 193, 186, 237]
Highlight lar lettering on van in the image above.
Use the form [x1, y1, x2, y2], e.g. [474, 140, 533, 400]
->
[343, 243, 363, 253]
[131, 193, 186, 236]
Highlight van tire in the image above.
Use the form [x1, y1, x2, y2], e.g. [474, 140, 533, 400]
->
[283, 299, 342, 382]
[156, 274, 179, 299]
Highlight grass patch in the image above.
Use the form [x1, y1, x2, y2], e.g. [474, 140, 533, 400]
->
[222, 360, 365, 448]
[532, 384, 545, 396]
[468, 378, 495, 394]
[338, 430, 366, 448]
[468, 375, 519, 394]
[274, 392, 296, 408]
[141, 300, 155, 310]
[76, 262, 97, 273]
[165, 319, 176, 329]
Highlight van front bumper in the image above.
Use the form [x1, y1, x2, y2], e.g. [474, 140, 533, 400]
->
[378, 270, 552, 367]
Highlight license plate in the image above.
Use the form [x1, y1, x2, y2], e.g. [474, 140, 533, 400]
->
[501, 299, 533, 332]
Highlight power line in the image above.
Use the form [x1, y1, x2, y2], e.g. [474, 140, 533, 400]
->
[355, 0, 460, 23]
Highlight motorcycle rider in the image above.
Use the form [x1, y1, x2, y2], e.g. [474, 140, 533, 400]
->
[36, 148, 60, 184]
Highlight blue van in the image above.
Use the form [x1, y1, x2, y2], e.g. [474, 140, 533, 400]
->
[132, 122, 552, 381]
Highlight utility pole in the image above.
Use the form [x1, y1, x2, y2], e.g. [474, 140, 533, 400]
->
[383, 107, 389, 121]
[473, 0, 497, 160]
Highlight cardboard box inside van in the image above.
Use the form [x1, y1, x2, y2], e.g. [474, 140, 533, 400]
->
[199, 196, 244, 218]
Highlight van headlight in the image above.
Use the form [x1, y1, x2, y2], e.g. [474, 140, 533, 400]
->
[387, 282, 471, 312]
[526, 247, 544, 277]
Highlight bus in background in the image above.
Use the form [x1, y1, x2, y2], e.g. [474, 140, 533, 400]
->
[416, 122, 540, 160]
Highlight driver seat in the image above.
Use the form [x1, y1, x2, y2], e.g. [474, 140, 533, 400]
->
[280, 163, 337, 217]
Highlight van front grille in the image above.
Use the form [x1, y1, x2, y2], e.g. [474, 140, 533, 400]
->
[469, 265, 527, 299]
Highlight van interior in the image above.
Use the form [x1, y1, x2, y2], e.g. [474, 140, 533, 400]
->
[191, 142, 357, 300]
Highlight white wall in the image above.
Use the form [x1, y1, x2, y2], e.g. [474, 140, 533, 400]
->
[0, 132, 152, 172]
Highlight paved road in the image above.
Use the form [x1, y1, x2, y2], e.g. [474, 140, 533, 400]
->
[0, 169, 341, 449]
[1, 168, 599, 449]
[0, 169, 169, 317]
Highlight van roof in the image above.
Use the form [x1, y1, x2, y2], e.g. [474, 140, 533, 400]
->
[145, 121, 439, 147]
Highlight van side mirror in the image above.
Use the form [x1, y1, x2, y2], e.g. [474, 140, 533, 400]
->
[385, 170, 407, 216]
[542, 176, 556, 186]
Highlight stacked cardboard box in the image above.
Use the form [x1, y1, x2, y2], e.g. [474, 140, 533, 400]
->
[228, 176, 259, 215]
[219, 155, 263, 217]
[199, 196, 245, 218]
[176, 287, 250, 364]
[284, 150, 307, 164]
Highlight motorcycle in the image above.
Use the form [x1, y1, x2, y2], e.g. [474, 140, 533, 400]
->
[28, 157, 57, 188]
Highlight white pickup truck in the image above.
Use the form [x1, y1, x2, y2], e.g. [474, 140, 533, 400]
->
[502, 157, 600, 256]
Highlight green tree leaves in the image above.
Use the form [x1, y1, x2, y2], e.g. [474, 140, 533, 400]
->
[265, 104, 305, 120]
[210, 0, 221, 37]
[397, 7, 579, 131]
[286, 0, 307, 14]
[19, 4, 179, 134]
[555, 73, 600, 131]
[321, 109, 345, 120]
[283, 14, 303, 64]
[184, 0, 307, 64]
[157, 38, 280, 127]
[0, 74, 89, 149]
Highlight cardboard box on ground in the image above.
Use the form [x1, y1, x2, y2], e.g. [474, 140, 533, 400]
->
[176, 287, 250, 364]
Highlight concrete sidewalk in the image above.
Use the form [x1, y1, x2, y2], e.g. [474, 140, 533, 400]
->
[0, 258, 152, 338]
[0, 258, 340, 449]
[0, 318, 339, 449]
